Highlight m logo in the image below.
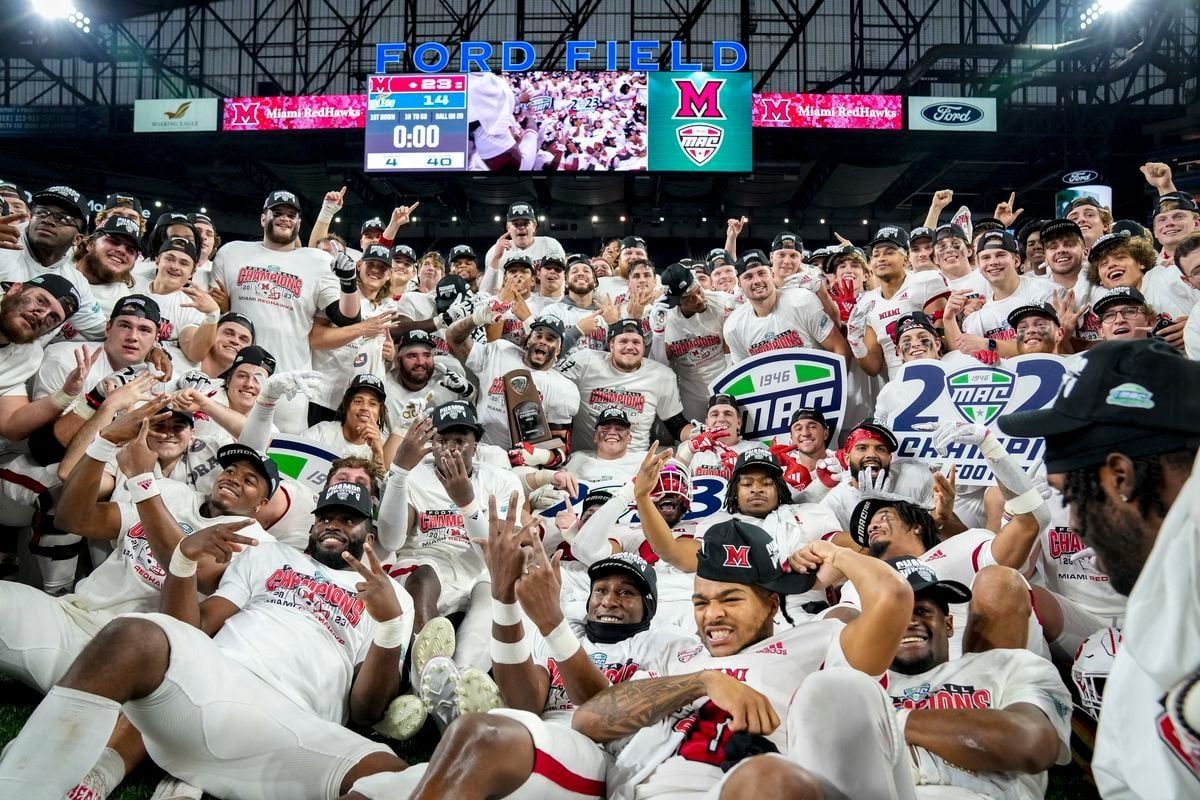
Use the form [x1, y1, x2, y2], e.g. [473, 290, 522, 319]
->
[759, 97, 790, 123]
[676, 124, 723, 166]
[674, 79, 725, 119]
[164, 101, 192, 120]
[946, 367, 1015, 425]
[722, 544, 751, 568]
[227, 100, 262, 127]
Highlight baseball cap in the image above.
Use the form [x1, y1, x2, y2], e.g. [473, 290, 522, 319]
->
[845, 419, 899, 452]
[909, 226, 934, 243]
[620, 235, 647, 251]
[94, 215, 143, 253]
[222, 345, 276, 380]
[1091, 286, 1148, 318]
[887, 557, 972, 609]
[1112, 220, 1148, 240]
[32, 185, 87, 224]
[709, 393, 740, 410]
[448, 244, 477, 263]
[539, 253, 566, 271]
[606, 318, 646, 345]
[696, 518, 815, 595]
[315, 481, 373, 519]
[529, 315, 565, 341]
[23, 274, 81, 320]
[157, 237, 198, 262]
[218, 312, 256, 339]
[110, 294, 161, 325]
[588, 552, 658, 618]
[891, 311, 939, 345]
[997, 339, 1200, 472]
[104, 193, 142, 214]
[973, 217, 1007, 236]
[1154, 191, 1198, 214]
[581, 489, 614, 515]
[660, 263, 698, 307]
[868, 225, 909, 252]
[691, 260, 713, 277]
[502, 253, 534, 271]
[566, 253, 595, 273]
[507, 202, 535, 222]
[1039, 218, 1084, 245]
[391, 244, 417, 262]
[360, 244, 390, 264]
[731, 447, 783, 478]
[217, 444, 281, 497]
[706, 248, 732, 266]
[976, 230, 1020, 254]
[153, 212, 191, 231]
[360, 217, 384, 234]
[849, 497, 900, 547]
[788, 407, 828, 428]
[434, 275, 469, 313]
[1007, 303, 1060, 329]
[770, 232, 802, 253]
[1066, 196, 1104, 212]
[0, 180, 25, 197]
[596, 406, 632, 428]
[734, 249, 769, 276]
[263, 190, 300, 211]
[934, 223, 969, 244]
[430, 400, 483, 437]
[1088, 230, 1134, 264]
[345, 373, 386, 402]
[1016, 219, 1044, 247]
[188, 212, 214, 228]
[396, 328, 435, 351]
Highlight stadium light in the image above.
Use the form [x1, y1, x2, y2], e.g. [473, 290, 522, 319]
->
[1080, 0, 1133, 29]
[451, 215, 458, 222]
[154, 200, 162, 208]
[32, 0, 75, 19]
[493, 215, 501, 222]
[537, 214, 545, 221]
[783, 217, 790, 224]
[199, 207, 207, 213]
[619, 215, 626, 222]
[819, 217, 826, 224]
[591, 215, 598, 222]
[701, 216, 707, 222]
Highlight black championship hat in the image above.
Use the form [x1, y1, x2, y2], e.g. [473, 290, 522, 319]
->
[934, 223, 969, 244]
[1091, 286, 1148, 318]
[104, 192, 143, 215]
[539, 252, 566, 271]
[620, 235, 647, 251]
[770, 232, 802, 253]
[845, 418, 900, 452]
[973, 217, 1007, 236]
[502, 252, 534, 271]
[360, 244, 391, 264]
[263, 190, 301, 211]
[157, 237, 198, 262]
[391, 244, 417, 263]
[23, 274, 82, 320]
[110, 294, 161, 325]
[998, 339, 1200, 472]
[788, 407, 828, 429]
[891, 311, 938, 345]
[217, 444, 281, 496]
[731, 446, 783, 478]
[222, 345, 276, 380]
[596, 406, 632, 428]
[32, 185, 87, 223]
[1007, 303, 1060, 330]
[1154, 191, 1198, 214]
[976, 230, 1020, 254]
[529, 315, 565, 341]
[660, 262, 698, 307]
[1039, 218, 1084, 245]
[887, 557, 972, 608]
[734, 248, 769, 276]
[696, 518, 815, 594]
[396, 328, 435, 351]
[588, 552, 658, 620]
[706, 247, 732, 267]
[434, 275, 469, 314]
[507, 202, 535, 222]
[909, 226, 935, 244]
[606, 317, 647, 345]
[360, 217, 384, 234]
[431, 400, 484, 437]
[95, 216, 144, 254]
[1089, 230, 1135, 264]
[345, 373, 386, 402]
[868, 225, 910, 251]
[219, 312, 256, 339]
[581, 489, 614, 514]
[316, 481, 373, 518]
[448, 244, 477, 263]
[709, 392, 740, 410]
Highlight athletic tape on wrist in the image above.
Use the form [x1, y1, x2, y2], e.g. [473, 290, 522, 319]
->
[85, 436, 119, 463]
[490, 636, 532, 665]
[1004, 487, 1044, 516]
[317, 205, 338, 224]
[372, 617, 408, 649]
[50, 387, 76, 410]
[492, 600, 522, 626]
[979, 434, 1007, 461]
[127, 473, 161, 504]
[459, 498, 482, 518]
[545, 619, 581, 662]
[203, 310, 220, 325]
[168, 543, 197, 578]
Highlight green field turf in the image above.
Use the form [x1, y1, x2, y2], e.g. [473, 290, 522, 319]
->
[0, 677, 1098, 799]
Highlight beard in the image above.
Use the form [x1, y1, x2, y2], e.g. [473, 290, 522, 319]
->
[84, 249, 131, 284]
[265, 220, 300, 246]
[0, 294, 38, 344]
[306, 532, 365, 569]
[890, 647, 940, 675]
[1077, 499, 1154, 596]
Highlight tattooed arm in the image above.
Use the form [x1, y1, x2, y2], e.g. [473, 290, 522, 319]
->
[571, 669, 779, 743]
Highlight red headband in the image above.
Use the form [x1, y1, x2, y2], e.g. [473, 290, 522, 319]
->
[842, 428, 888, 454]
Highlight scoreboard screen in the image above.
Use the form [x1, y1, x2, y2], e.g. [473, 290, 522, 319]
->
[365, 74, 469, 171]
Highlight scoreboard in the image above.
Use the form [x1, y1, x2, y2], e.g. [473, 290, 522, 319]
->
[365, 74, 468, 171]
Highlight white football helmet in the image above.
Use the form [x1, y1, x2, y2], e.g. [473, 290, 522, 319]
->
[1072, 626, 1123, 719]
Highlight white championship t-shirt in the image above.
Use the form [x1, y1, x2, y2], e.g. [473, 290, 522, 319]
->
[466, 339, 580, 448]
[723, 288, 835, 360]
[558, 349, 683, 453]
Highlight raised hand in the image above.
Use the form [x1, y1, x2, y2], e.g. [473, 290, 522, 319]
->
[785, 539, 846, 589]
[1139, 162, 1174, 193]
[391, 201, 419, 228]
[146, 348, 174, 382]
[115, 419, 160, 477]
[323, 186, 347, 209]
[550, 470, 580, 499]
[726, 216, 748, 238]
[932, 465, 958, 528]
[262, 370, 323, 402]
[99, 394, 171, 445]
[931, 189, 954, 211]
[634, 443, 673, 500]
[395, 417, 433, 470]
[209, 282, 230, 314]
[62, 346, 102, 398]
[101, 372, 158, 414]
[474, 492, 529, 601]
[179, 518, 259, 565]
[343, 539, 405, 623]
[0, 212, 23, 251]
[515, 542, 565, 635]
[180, 284, 219, 315]
[597, 293, 619, 325]
[993, 192, 1023, 227]
[915, 420, 989, 454]
[434, 448, 475, 508]
[829, 277, 858, 322]
[360, 310, 400, 339]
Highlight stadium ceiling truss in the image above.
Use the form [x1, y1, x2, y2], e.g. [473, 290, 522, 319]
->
[0, 0, 1195, 110]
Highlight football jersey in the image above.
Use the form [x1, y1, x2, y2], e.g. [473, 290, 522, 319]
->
[211, 241, 340, 373]
[466, 339, 580, 448]
[723, 287, 834, 361]
[1030, 492, 1125, 618]
[649, 291, 736, 420]
[104, 436, 224, 502]
[399, 461, 524, 566]
[65, 480, 275, 629]
[558, 349, 684, 453]
[618, 620, 852, 799]
[381, 359, 468, 434]
[852, 271, 951, 374]
[393, 292, 451, 355]
[532, 621, 696, 725]
[887, 648, 1071, 800]
[962, 275, 1056, 340]
[1092, 456, 1200, 800]
[610, 525, 700, 615]
[309, 295, 381, 409]
[212, 541, 414, 724]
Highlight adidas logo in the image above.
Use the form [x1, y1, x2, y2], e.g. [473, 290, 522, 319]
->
[756, 641, 788, 656]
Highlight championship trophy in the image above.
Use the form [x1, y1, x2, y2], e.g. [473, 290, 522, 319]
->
[503, 368, 564, 449]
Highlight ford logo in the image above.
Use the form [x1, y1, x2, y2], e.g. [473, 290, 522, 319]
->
[1062, 170, 1099, 185]
[921, 102, 985, 125]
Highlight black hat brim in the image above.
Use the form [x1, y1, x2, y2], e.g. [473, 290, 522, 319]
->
[916, 580, 973, 607]
[588, 560, 656, 599]
[759, 570, 816, 595]
[850, 497, 900, 547]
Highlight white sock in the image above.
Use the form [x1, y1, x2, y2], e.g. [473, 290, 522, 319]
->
[78, 747, 126, 798]
[453, 582, 494, 672]
[0, 686, 120, 800]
